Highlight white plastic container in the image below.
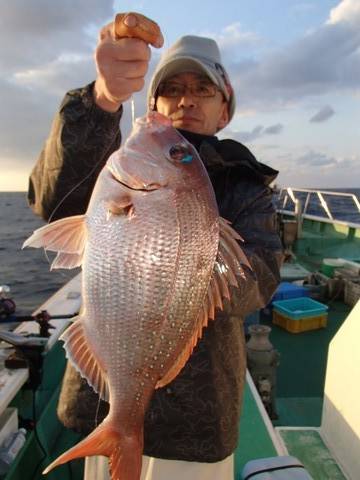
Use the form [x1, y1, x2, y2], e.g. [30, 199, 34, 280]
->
[0, 408, 18, 449]
[0, 428, 26, 474]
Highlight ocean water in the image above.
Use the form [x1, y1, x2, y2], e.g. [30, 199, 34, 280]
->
[0, 192, 76, 315]
[276, 187, 360, 224]
[0, 189, 359, 316]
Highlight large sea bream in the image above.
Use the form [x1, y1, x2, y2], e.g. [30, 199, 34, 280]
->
[23, 111, 249, 480]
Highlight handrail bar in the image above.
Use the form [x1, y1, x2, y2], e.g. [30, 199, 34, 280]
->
[277, 188, 360, 222]
[278, 187, 360, 212]
[280, 187, 359, 199]
[277, 209, 360, 229]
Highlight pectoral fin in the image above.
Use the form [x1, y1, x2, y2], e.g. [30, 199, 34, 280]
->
[106, 197, 134, 219]
[22, 214, 87, 269]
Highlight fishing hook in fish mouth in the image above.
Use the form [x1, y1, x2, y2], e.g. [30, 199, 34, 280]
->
[117, 178, 161, 192]
[107, 163, 161, 192]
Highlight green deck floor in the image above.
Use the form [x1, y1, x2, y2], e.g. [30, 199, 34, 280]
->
[234, 380, 278, 479]
[258, 298, 352, 480]
[278, 429, 347, 480]
[261, 301, 351, 427]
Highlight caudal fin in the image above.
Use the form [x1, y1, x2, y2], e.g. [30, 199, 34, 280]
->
[43, 422, 143, 480]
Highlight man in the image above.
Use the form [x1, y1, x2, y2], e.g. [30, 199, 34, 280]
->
[28, 16, 283, 480]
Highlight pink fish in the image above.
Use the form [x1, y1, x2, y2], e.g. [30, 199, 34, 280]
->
[23, 112, 249, 480]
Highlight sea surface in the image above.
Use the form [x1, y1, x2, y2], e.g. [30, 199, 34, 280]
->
[276, 187, 360, 224]
[0, 192, 76, 315]
[0, 189, 359, 316]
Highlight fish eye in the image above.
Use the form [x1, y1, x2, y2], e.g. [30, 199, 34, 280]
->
[168, 144, 193, 164]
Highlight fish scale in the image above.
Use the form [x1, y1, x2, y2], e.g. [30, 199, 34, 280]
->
[84, 198, 188, 412]
[23, 111, 249, 480]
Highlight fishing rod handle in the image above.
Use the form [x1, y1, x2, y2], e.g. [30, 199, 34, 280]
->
[113, 12, 164, 48]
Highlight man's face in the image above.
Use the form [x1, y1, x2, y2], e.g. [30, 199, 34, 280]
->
[156, 72, 229, 136]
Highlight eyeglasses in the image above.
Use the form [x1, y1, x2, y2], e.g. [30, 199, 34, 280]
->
[157, 81, 220, 98]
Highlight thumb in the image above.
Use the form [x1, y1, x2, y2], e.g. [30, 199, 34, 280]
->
[113, 12, 164, 48]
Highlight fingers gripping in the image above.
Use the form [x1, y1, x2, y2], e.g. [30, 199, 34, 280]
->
[113, 12, 164, 48]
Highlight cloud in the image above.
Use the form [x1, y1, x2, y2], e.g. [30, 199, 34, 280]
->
[310, 105, 335, 123]
[253, 143, 360, 188]
[0, 52, 103, 173]
[0, 45, 160, 174]
[0, 77, 55, 166]
[1, 0, 359, 192]
[225, 0, 360, 113]
[0, 0, 114, 76]
[221, 123, 283, 143]
[327, 0, 360, 25]
[296, 150, 337, 167]
[264, 123, 283, 134]
[199, 22, 261, 64]
[13, 54, 96, 96]
[0, 0, 116, 179]
[273, 148, 359, 174]
[212, 23, 261, 58]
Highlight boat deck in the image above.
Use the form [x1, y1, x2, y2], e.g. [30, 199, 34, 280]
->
[0, 274, 355, 479]
[269, 295, 357, 480]
[277, 428, 347, 480]
[265, 300, 351, 428]
[5, 371, 281, 480]
[234, 373, 281, 477]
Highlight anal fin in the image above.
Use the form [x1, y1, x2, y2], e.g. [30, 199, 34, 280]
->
[60, 318, 109, 402]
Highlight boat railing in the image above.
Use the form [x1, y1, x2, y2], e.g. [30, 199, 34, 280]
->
[276, 187, 360, 228]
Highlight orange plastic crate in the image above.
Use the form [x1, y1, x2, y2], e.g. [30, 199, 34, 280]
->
[272, 309, 327, 333]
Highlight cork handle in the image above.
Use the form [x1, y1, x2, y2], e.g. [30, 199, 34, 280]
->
[114, 12, 164, 48]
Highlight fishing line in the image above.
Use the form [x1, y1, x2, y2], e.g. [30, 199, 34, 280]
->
[42, 99, 121, 269]
[148, 28, 169, 114]
[131, 96, 135, 126]
[90, 29, 169, 429]
[46, 20, 169, 234]
[94, 394, 102, 428]
[39, 16, 170, 268]
[47, 105, 119, 224]
[129, 26, 169, 125]
[30, 388, 49, 477]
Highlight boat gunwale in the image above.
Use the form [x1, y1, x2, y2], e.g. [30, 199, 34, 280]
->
[277, 209, 360, 230]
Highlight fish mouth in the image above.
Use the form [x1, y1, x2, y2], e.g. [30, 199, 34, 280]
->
[107, 162, 161, 192]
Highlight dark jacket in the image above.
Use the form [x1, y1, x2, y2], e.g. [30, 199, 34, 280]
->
[28, 82, 283, 462]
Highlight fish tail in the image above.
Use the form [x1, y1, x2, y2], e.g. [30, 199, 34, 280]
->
[43, 421, 143, 480]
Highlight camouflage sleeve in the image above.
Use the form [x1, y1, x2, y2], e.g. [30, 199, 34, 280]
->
[27, 82, 123, 222]
[225, 181, 284, 317]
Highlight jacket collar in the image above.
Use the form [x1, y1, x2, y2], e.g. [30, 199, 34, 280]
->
[178, 129, 278, 186]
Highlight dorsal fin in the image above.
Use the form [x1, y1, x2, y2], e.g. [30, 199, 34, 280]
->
[219, 217, 251, 272]
[204, 217, 250, 322]
[210, 276, 223, 311]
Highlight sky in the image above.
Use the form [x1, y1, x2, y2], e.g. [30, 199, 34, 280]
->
[0, 0, 359, 191]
